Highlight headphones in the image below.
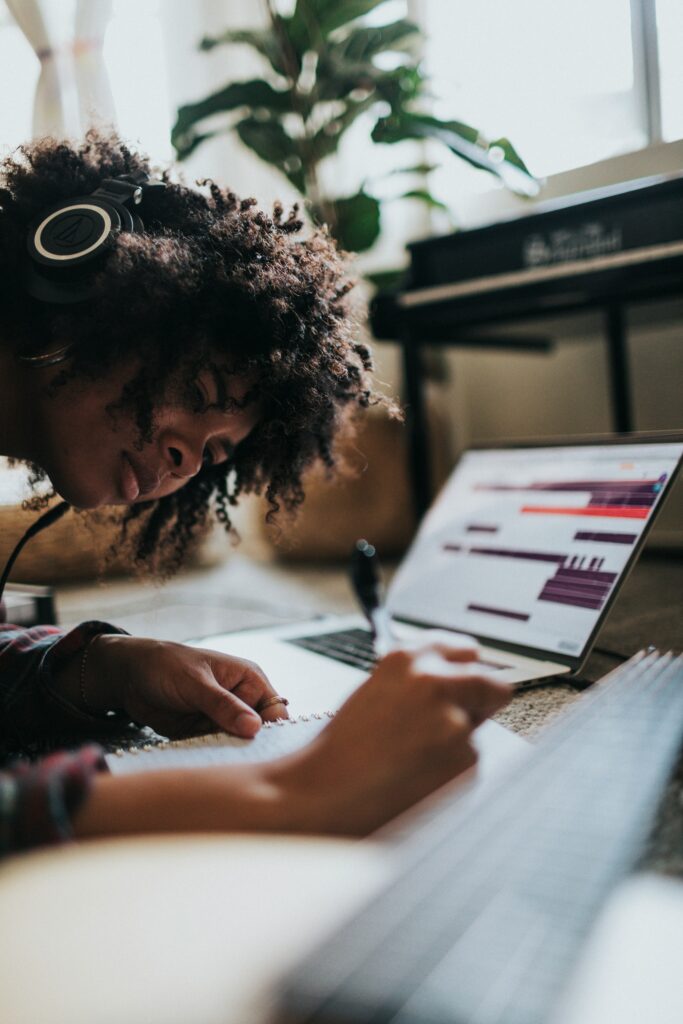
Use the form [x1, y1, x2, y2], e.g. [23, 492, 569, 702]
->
[24, 175, 166, 305]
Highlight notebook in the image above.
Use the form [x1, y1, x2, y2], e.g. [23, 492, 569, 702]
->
[106, 713, 334, 773]
[175, 434, 682, 718]
[105, 713, 528, 782]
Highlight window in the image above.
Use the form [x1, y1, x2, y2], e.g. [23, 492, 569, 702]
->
[104, 0, 171, 161]
[0, 3, 38, 154]
[422, 0, 683, 213]
[0, 0, 171, 159]
[657, 0, 683, 142]
[425, 0, 642, 180]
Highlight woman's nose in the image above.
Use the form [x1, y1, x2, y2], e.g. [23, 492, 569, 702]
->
[165, 437, 203, 478]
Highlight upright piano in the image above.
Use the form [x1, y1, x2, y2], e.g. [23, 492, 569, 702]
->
[371, 172, 683, 516]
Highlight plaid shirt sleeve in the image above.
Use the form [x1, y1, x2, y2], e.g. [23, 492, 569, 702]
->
[0, 745, 105, 855]
[0, 619, 128, 856]
[0, 620, 129, 747]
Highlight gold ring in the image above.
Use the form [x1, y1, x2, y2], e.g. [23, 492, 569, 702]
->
[256, 694, 290, 713]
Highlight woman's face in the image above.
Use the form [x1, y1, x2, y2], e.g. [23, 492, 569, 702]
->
[32, 360, 259, 509]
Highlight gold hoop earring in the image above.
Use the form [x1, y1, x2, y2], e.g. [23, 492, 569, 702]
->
[18, 344, 73, 367]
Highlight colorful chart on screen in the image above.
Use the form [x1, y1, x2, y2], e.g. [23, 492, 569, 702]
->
[388, 442, 682, 658]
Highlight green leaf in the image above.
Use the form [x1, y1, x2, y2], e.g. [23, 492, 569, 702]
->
[333, 19, 420, 63]
[372, 64, 425, 108]
[235, 117, 306, 193]
[172, 130, 217, 162]
[328, 191, 381, 252]
[315, 56, 423, 104]
[314, 22, 420, 101]
[372, 111, 539, 196]
[270, 12, 306, 76]
[199, 28, 290, 79]
[398, 188, 450, 212]
[172, 80, 293, 156]
[308, 92, 378, 161]
[295, 0, 390, 41]
[386, 162, 438, 177]
[489, 136, 531, 175]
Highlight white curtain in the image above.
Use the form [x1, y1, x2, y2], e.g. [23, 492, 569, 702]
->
[5, 0, 115, 139]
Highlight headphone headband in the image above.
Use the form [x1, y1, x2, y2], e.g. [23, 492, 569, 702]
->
[24, 175, 165, 304]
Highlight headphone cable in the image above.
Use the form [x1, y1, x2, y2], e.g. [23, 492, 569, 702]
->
[0, 500, 70, 606]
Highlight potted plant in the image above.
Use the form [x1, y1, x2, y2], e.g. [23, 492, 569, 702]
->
[172, 0, 537, 263]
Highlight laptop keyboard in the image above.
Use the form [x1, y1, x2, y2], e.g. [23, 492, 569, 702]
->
[287, 627, 511, 672]
[288, 628, 377, 671]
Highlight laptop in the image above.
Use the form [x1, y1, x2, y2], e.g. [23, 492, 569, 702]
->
[191, 434, 683, 714]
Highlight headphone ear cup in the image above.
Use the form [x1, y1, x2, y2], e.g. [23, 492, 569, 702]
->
[27, 196, 124, 269]
[24, 196, 143, 303]
[23, 177, 160, 304]
[21, 261, 95, 304]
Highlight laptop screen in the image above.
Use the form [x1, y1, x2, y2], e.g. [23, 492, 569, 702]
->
[387, 440, 682, 661]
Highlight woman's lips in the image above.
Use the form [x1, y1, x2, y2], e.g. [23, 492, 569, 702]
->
[121, 453, 140, 502]
[122, 452, 163, 500]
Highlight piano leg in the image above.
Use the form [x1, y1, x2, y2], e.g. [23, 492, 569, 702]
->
[605, 304, 634, 433]
[401, 332, 433, 520]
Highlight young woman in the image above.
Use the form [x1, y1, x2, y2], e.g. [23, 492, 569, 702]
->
[0, 133, 509, 855]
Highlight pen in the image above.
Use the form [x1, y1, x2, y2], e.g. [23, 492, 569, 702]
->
[350, 539, 395, 657]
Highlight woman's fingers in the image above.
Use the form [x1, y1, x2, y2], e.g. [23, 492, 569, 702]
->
[195, 683, 264, 737]
[204, 652, 290, 726]
[390, 639, 510, 720]
[408, 649, 478, 680]
[382, 645, 510, 729]
[440, 674, 511, 726]
[401, 629, 480, 662]
[234, 679, 291, 723]
[433, 642, 480, 663]
[411, 647, 511, 725]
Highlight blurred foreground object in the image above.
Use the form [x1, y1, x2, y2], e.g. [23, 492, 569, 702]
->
[279, 651, 683, 1024]
[0, 835, 389, 1024]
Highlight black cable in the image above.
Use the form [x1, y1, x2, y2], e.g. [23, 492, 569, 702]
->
[0, 500, 70, 603]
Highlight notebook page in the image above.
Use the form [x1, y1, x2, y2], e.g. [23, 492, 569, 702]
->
[105, 714, 333, 776]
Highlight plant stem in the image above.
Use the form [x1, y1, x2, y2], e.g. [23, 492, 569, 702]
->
[263, 0, 335, 230]
[264, 0, 308, 187]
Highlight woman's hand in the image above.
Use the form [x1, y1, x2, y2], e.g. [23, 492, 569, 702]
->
[270, 637, 511, 836]
[84, 635, 288, 737]
[73, 636, 511, 843]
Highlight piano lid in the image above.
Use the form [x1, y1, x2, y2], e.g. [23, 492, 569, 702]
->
[370, 172, 683, 335]
[406, 172, 683, 293]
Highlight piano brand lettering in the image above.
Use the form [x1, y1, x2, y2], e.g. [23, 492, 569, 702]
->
[523, 222, 623, 267]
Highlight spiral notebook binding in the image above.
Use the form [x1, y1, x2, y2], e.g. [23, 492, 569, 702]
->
[111, 710, 337, 760]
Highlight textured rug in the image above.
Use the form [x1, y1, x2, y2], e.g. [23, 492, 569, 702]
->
[494, 550, 682, 733]
[493, 551, 682, 872]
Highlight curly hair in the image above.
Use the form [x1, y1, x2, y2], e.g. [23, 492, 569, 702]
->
[0, 132, 393, 575]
